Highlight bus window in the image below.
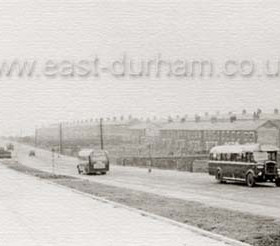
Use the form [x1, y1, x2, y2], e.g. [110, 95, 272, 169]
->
[212, 153, 217, 160]
[254, 152, 268, 162]
[230, 153, 237, 161]
[245, 152, 253, 162]
[241, 153, 246, 162]
[268, 152, 277, 161]
[226, 153, 231, 161]
[216, 154, 219, 160]
[236, 153, 242, 161]
[249, 153, 254, 162]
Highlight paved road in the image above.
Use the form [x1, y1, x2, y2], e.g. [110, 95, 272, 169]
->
[0, 165, 241, 246]
[6, 142, 280, 219]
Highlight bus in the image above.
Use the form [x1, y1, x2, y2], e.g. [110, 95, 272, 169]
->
[208, 144, 280, 187]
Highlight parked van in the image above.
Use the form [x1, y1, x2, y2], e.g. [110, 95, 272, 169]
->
[77, 149, 109, 175]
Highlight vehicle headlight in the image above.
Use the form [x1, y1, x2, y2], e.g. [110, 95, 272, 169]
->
[257, 165, 264, 169]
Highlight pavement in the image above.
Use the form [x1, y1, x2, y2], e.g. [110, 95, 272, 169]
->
[0, 165, 246, 246]
[10, 142, 280, 220]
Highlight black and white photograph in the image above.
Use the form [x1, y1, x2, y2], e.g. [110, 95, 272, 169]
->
[0, 1, 280, 245]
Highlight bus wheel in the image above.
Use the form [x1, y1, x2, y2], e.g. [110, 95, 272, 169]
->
[275, 178, 280, 187]
[215, 169, 224, 183]
[246, 173, 255, 187]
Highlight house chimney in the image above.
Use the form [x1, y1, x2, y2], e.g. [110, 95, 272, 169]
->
[253, 112, 260, 120]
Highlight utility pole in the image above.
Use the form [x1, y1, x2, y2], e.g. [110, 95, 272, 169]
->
[34, 128, 37, 147]
[148, 143, 152, 173]
[100, 118, 104, 150]
[51, 148, 55, 174]
[59, 123, 63, 155]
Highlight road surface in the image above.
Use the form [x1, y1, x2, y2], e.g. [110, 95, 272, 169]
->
[6, 142, 280, 219]
[0, 165, 249, 246]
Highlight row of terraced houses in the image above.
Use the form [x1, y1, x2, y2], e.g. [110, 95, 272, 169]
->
[34, 111, 280, 157]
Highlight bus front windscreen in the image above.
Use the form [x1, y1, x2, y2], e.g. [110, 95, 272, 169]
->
[253, 152, 269, 162]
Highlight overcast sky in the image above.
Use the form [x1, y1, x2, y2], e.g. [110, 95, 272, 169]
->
[1, 0, 280, 136]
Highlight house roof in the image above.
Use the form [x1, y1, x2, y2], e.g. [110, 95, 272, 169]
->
[160, 120, 266, 131]
[257, 120, 280, 129]
[128, 122, 162, 130]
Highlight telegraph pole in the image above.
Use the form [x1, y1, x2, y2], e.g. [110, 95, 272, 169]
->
[51, 147, 55, 174]
[34, 128, 37, 147]
[100, 118, 104, 150]
[59, 123, 63, 155]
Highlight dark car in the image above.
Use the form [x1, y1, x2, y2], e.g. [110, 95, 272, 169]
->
[0, 147, 12, 159]
[29, 150, 36, 157]
[6, 143, 14, 151]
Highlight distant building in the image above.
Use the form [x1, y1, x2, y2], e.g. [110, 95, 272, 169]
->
[128, 122, 161, 144]
[159, 120, 265, 154]
[257, 120, 280, 148]
[35, 112, 280, 156]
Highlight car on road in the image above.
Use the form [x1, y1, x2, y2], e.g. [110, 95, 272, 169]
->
[29, 150, 36, 157]
[0, 147, 12, 159]
[208, 144, 280, 187]
[6, 143, 14, 151]
[77, 149, 109, 175]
